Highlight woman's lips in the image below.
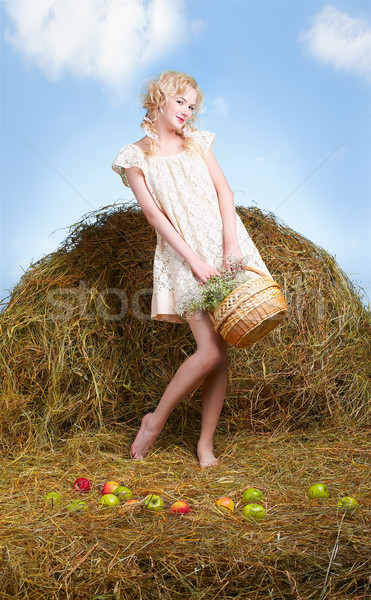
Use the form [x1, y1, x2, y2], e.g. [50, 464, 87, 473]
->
[177, 116, 185, 123]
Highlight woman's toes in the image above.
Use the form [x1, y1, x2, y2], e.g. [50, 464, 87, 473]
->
[130, 412, 162, 460]
[197, 443, 219, 468]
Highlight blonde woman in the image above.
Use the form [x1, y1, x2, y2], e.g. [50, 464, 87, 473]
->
[112, 71, 270, 467]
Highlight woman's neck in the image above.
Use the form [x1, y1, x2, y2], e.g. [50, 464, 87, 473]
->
[151, 124, 184, 156]
[155, 121, 178, 145]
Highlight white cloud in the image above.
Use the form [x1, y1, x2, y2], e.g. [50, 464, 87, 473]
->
[4, 0, 191, 100]
[299, 4, 371, 79]
[212, 95, 229, 116]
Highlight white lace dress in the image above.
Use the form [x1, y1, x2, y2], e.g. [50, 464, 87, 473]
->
[112, 130, 271, 324]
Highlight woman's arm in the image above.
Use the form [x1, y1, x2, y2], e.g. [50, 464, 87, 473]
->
[125, 166, 220, 283]
[204, 150, 242, 261]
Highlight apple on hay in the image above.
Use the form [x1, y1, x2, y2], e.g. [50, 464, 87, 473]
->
[242, 503, 266, 522]
[337, 496, 359, 510]
[170, 501, 191, 514]
[73, 477, 92, 493]
[215, 497, 234, 512]
[45, 492, 62, 507]
[68, 499, 88, 512]
[101, 481, 120, 495]
[99, 494, 120, 507]
[113, 486, 132, 501]
[121, 499, 141, 512]
[143, 494, 164, 511]
[308, 484, 330, 499]
[242, 488, 263, 503]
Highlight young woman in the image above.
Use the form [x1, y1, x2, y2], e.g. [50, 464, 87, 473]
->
[112, 70, 270, 467]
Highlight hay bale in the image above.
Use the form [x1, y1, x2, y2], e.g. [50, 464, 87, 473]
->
[0, 203, 370, 445]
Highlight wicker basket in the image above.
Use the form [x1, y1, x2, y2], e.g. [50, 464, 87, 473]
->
[209, 266, 288, 348]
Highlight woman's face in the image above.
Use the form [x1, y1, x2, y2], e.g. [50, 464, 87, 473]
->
[160, 86, 198, 131]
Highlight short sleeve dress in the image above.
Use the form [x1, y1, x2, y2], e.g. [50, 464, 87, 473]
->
[112, 130, 271, 324]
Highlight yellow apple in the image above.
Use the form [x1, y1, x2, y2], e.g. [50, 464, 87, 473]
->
[215, 497, 234, 512]
[337, 496, 358, 510]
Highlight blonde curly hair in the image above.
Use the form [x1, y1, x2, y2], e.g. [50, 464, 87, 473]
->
[140, 70, 204, 155]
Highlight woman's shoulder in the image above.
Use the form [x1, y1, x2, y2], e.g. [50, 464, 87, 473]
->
[131, 136, 151, 154]
[192, 128, 215, 138]
[112, 138, 148, 187]
[191, 129, 216, 155]
[112, 139, 147, 168]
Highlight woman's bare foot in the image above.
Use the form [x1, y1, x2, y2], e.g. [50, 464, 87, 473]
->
[197, 441, 220, 468]
[130, 413, 163, 460]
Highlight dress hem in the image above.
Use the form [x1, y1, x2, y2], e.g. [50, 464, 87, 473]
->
[151, 291, 188, 324]
[151, 313, 187, 324]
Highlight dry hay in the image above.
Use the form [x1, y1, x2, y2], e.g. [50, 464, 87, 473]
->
[0, 202, 370, 448]
[0, 427, 370, 599]
[0, 205, 370, 598]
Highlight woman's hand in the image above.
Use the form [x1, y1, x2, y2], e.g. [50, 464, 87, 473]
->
[223, 243, 243, 270]
[189, 255, 221, 283]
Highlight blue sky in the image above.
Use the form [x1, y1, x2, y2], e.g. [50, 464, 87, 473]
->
[1, 0, 370, 306]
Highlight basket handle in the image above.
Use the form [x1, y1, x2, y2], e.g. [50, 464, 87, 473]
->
[238, 265, 275, 281]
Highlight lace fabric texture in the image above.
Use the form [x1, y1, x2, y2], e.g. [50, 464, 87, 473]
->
[112, 130, 271, 324]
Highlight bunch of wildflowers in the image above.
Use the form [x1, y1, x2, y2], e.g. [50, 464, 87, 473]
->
[176, 256, 254, 317]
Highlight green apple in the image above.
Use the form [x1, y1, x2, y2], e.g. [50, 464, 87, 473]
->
[242, 488, 263, 503]
[308, 484, 330, 499]
[45, 492, 62, 506]
[337, 496, 358, 510]
[99, 494, 120, 507]
[242, 503, 266, 522]
[143, 494, 164, 511]
[113, 486, 132, 501]
[67, 499, 88, 512]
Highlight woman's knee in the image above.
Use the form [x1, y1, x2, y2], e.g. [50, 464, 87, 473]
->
[196, 344, 227, 372]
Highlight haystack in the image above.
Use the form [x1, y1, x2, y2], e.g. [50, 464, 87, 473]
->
[0, 203, 370, 447]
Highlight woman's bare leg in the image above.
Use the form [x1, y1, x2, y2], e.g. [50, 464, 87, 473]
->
[131, 312, 227, 463]
[197, 337, 228, 467]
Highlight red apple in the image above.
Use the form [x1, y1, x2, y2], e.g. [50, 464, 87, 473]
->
[101, 481, 120, 495]
[170, 501, 191, 514]
[73, 477, 92, 493]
